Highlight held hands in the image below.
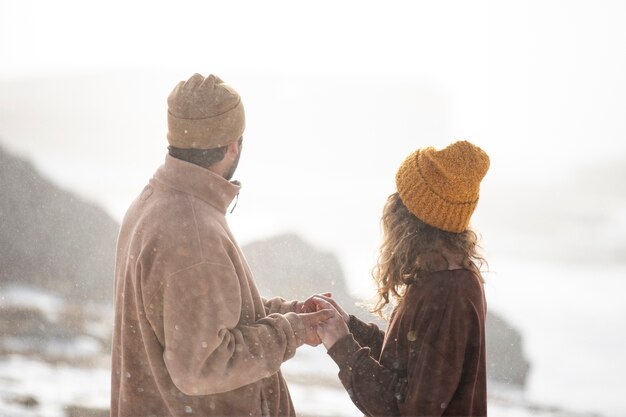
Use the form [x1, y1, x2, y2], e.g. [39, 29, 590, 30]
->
[294, 292, 350, 348]
[295, 293, 350, 324]
[310, 293, 350, 324]
[310, 296, 350, 350]
[294, 292, 333, 314]
[294, 292, 334, 346]
[298, 309, 335, 346]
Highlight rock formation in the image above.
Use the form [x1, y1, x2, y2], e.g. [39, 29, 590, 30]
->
[0, 144, 118, 303]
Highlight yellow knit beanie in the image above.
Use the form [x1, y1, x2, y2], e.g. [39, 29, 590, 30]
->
[395, 140, 490, 233]
[167, 73, 245, 149]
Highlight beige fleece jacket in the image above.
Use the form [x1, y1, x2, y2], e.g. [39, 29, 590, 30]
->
[111, 155, 305, 417]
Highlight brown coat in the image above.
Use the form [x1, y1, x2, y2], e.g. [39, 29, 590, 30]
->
[328, 269, 487, 417]
[111, 155, 306, 417]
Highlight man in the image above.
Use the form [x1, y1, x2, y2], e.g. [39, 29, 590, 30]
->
[111, 73, 333, 417]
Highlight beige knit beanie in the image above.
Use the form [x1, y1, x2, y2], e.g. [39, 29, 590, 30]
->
[395, 140, 490, 233]
[167, 73, 245, 149]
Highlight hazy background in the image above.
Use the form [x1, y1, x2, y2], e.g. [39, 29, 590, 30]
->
[1, 1, 625, 416]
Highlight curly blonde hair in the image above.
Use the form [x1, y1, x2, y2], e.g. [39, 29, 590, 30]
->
[371, 192, 487, 318]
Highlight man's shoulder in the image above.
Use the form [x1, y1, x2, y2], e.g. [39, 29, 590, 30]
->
[123, 188, 222, 240]
[128, 184, 221, 224]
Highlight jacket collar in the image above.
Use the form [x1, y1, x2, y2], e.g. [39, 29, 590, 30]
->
[152, 155, 241, 214]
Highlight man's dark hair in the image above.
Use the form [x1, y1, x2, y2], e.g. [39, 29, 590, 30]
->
[168, 137, 243, 169]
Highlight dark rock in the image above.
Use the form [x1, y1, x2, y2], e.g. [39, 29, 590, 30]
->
[7, 394, 38, 408]
[243, 233, 380, 325]
[486, 311, 530, 387]
[65, 405, 109, 417]
[0, 145, 119, 303]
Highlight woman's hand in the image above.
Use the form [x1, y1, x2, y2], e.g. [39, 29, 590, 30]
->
[295, 292, 333, 314]
[311, 296, 350, 350]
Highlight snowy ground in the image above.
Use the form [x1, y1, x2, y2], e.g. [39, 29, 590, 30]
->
[0, 346, 602, 417]
[0, 356, 109, 417]
[1, 274, 622, 417]
[0, 282, 621, 417]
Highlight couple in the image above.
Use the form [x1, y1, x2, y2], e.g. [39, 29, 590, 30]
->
[110, 74, 490, 417]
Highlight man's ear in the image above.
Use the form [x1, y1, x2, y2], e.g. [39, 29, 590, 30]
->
[226, 141, 240, 157]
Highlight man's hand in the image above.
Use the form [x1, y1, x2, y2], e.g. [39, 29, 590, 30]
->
[311, 297, 350, 350]
[297, 309, 335, 346]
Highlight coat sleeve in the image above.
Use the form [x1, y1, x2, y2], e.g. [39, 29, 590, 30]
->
[157, 262, 305, 396]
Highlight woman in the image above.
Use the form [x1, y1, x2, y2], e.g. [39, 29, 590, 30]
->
[314, 140, 490, 417]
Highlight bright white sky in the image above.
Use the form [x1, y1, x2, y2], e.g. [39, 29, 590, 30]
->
[0, 0, 493, 78]
[2, 0, 626, 182]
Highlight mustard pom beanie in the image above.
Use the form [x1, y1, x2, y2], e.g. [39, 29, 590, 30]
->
[395, 140, 490, 233]
[167, 73, 245, 149]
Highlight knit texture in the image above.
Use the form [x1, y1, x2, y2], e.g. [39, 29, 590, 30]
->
[395, 140, 490, 233]
[167, 74, 245, 149]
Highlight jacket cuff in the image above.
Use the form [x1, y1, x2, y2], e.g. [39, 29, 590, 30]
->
[264, 296, 299, 314]
[283, 312, 306, 347]
[327, 333, 361, 368]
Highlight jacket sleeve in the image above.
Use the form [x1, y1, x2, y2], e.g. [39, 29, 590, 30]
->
[327, 334, 402, 417]
[157, 262, 305, 396]
[348, 315, 386, 358]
